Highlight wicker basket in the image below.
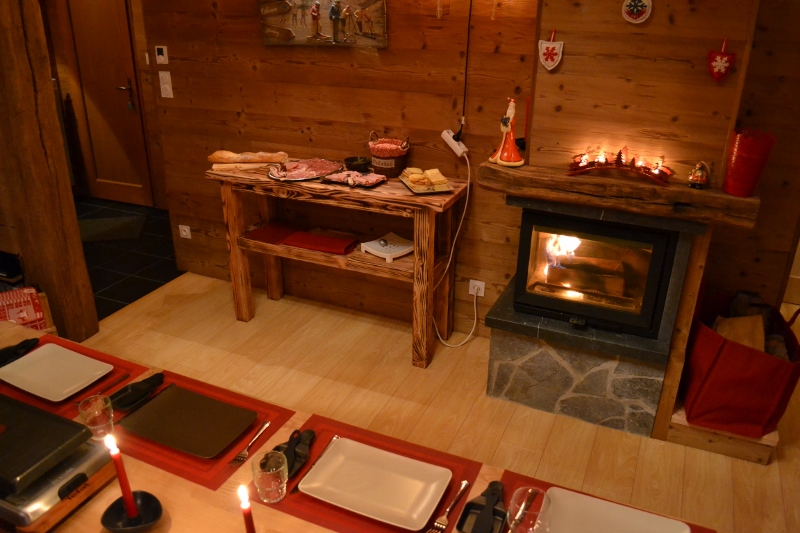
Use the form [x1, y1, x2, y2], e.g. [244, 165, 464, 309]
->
[368, 131, 409, 178]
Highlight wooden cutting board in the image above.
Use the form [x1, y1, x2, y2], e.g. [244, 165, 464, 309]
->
[713, 315, 765, 351]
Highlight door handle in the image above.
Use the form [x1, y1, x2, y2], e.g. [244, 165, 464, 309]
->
[116, 78, 135, 110]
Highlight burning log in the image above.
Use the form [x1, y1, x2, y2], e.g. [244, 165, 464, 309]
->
[546, 256, 625, 297]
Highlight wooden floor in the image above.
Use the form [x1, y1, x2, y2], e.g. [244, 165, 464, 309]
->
[81, 273, 800, 533]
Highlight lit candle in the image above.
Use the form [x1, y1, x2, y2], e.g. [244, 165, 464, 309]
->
[104, 435, 139, 519]
[238, 485, 256, 533]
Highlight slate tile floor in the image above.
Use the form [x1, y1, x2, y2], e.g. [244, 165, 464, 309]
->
[77, 198, 184, 320]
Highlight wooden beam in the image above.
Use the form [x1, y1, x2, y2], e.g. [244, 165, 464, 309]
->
[478, 162, 760, 229]
[0, 0, 97, 340]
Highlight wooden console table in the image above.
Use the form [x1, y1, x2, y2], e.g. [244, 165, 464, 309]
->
[206, 168, 469, 368]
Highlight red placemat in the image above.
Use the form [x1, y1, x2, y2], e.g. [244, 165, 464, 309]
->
[499, 470, 716, 533]
[0, 334, 148, 419]
[254, 414, 482, 533]
[114, 371, 295, 490]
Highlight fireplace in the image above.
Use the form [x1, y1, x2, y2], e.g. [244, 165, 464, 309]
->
[514, 209, 679, 339]
[484, 197, 705, 436]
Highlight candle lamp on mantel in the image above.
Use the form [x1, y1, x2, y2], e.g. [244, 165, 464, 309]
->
[100, 434, 163, 533]
[568, 146, 674, 186]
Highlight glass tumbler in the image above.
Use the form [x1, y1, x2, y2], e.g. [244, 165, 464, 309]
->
[78, 394, 114, 440]
[252, 450, 288, 503]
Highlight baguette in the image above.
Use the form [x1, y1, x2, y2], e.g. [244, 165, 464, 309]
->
[207, 150, 288, 163]
[211, 163, 271, 171]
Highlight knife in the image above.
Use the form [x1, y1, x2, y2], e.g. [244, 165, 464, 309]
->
[472, 481, 503, 533]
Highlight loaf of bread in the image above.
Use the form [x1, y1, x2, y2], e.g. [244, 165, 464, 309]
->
[207, 150, 288, 163]
[211, 163, 271, 171]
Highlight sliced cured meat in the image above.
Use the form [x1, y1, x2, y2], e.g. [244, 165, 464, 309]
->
[325, 171, 386, 187]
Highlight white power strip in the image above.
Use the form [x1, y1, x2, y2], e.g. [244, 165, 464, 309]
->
[441, 129, 469, 157]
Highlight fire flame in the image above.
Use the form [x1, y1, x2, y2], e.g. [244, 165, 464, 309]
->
[545, 234, 582, 268]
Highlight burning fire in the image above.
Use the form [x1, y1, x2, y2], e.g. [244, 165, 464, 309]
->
[545, 234, 582, 268]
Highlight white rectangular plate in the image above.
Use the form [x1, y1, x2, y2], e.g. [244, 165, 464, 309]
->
[0, 344, 113, 402]
[537, 487, 690, 533]
[298, 438, 452, 530]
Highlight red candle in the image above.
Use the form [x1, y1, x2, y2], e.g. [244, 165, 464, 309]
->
[104, 435, 139, 519]
[238, 485, 256, 533]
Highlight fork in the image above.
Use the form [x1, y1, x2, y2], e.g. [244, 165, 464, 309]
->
[228, 420, 271, 465]
[426, 479, 470, 532]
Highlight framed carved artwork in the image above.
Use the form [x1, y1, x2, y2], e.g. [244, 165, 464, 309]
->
[258, 0, 387, 48]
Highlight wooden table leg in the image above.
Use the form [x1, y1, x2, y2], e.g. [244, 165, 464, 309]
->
[221, 182, 254, 321]
[413, 208, 436, 368]
[256, 196, 284, 301]
[433, 200, 460, 340]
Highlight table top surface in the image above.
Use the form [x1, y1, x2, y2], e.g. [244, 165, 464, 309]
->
[206, 167, 469, 213]
[0, 322, 713, 533]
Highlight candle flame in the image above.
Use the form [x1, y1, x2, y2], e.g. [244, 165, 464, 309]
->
[238, 485, 250, 507]
[104, 434, 118, 452]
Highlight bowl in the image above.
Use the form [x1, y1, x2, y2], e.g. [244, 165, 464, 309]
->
[344, 157, 370, 173]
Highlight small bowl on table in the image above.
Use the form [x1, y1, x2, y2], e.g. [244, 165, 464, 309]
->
[344, 157, 370, 173]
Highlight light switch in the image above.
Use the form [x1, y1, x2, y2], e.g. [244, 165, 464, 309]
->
[158, 71, 173, 98]
[155, 45, 168, 64]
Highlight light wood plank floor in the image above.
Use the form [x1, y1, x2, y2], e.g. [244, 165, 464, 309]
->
[81, 273, 800, 533]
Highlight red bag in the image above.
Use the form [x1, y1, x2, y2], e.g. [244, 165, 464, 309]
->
[683, 307, 800, 438]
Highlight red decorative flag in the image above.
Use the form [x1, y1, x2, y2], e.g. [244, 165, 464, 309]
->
[708, 39, 735, 81]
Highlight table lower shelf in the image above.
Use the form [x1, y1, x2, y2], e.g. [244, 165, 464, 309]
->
[238, 235, 448, 283]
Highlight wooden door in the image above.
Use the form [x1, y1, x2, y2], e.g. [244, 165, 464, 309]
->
[69, 0, 152, 206]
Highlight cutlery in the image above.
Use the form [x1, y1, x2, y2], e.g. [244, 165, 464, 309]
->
[291, 434, 340, 493]
[426, 479, 470, 532]
[73, 373, 130, 403]
[228, 420, 271, 466]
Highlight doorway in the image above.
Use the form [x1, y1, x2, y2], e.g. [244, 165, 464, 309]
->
[63, 0, 154, 206]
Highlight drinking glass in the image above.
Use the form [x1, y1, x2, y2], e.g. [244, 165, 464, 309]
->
[252, 451, 288, 503]
[78, 394, 114, 440]
[506, 486, 545, 533]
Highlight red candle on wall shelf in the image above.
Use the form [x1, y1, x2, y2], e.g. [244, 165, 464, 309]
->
[104, 435, 139, 519]
[238, 485, 256, 533]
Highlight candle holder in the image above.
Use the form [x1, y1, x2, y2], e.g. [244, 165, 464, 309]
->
[101, 491, 163, 533]
[568, 147, 674, 186]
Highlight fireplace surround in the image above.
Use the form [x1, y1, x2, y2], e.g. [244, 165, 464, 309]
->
[485, 196, 705, 436]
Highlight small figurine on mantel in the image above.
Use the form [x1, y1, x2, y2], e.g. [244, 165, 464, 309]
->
[489, 98, 524, 167]
[688, 161, 710, 189]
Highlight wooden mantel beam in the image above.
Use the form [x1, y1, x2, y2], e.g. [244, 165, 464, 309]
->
[0, 0, 97, 340]
[478, 162, 760, 229]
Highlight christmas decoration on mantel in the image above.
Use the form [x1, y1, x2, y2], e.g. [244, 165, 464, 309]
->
[538, 30, 563, 71]
[568, 146, 674, 185]
[622, 0, 652, 24]
[708, 39, 735, 81]
[489, 98, 525, 167]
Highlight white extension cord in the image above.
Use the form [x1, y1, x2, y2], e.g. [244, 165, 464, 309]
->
[433, 152, 478, 348]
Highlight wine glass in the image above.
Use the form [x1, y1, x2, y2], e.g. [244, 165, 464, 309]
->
[506, 486, 545, 533]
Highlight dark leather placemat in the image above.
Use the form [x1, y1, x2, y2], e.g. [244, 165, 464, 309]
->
[119, 384, 256, 459]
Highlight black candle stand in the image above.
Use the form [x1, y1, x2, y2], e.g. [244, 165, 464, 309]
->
[100, 491, 162, 533]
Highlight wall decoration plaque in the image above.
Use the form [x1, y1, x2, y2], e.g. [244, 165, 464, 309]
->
[622, 0, 652, 24]
[258, 0, 387, 48]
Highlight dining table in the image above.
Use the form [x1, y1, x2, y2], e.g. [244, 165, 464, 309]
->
[0, 321, 715, 533]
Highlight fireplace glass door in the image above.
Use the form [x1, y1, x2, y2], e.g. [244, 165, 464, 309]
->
[514, 210, 678, 338]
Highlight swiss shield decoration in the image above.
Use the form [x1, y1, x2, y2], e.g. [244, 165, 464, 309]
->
[538, 30, 563, 71]
[708, 39, 735, 81]
[622, 0, 652, 24]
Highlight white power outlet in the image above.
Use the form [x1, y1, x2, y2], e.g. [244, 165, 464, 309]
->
[469, 279, 485, 297]
[158, 71, 173, 98]
[441, 129, 469, 157]
[178, 225, 191, 239]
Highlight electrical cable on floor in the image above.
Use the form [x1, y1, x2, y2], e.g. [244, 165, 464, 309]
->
[433, 153, 478, 348]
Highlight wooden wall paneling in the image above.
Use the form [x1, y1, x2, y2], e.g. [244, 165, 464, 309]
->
[0, 0, 97, 340]
[528, 0, 760, 184]
[705, 0, 800, 307]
